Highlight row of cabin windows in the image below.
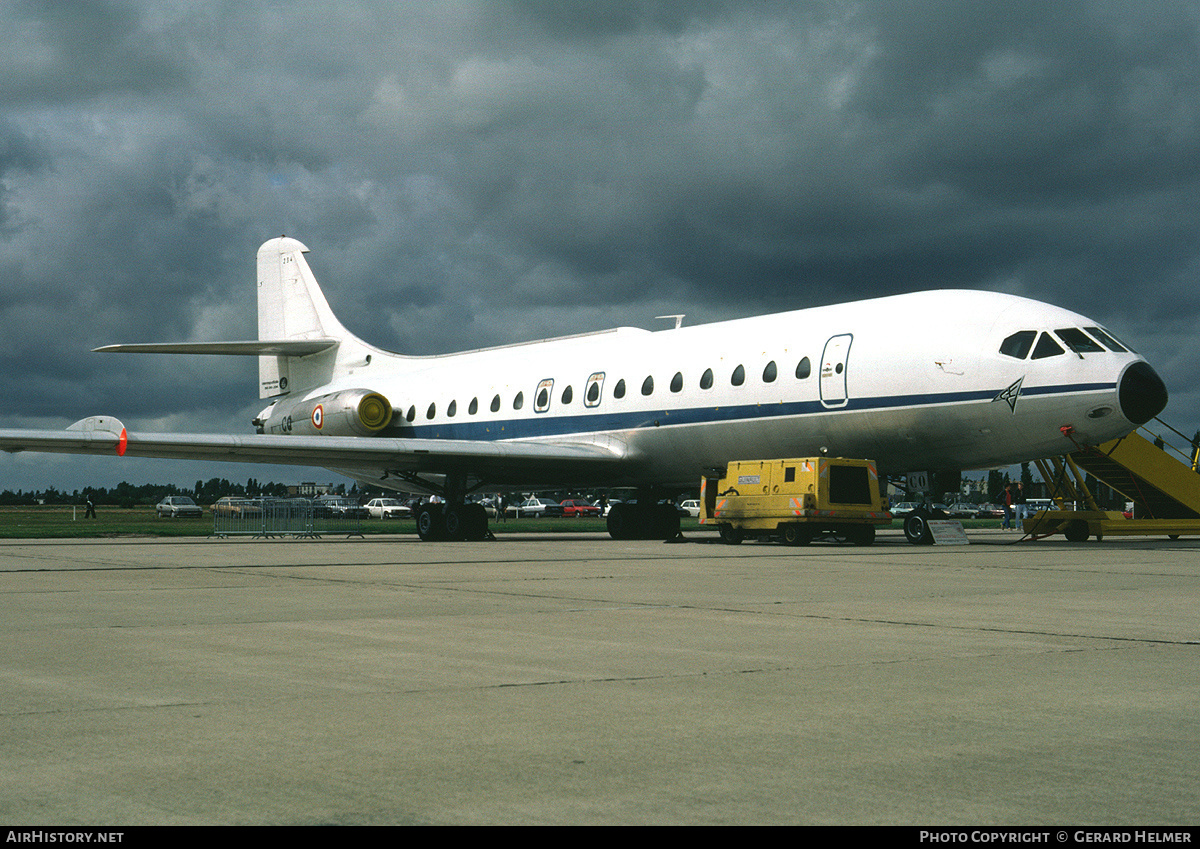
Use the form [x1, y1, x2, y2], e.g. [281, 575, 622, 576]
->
[999, 326, 1131, 361]
[403, 356, 814, 422]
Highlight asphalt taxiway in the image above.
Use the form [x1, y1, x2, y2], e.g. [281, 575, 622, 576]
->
[1, 528, 1197, 825]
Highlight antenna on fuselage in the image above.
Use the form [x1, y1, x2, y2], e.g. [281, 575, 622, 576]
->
[655, 314, 685, 329]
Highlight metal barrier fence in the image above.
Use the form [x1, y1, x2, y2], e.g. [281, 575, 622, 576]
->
[211, 498, 363, 539]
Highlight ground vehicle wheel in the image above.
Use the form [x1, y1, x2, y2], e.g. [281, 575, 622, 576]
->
[781, 524, 810, 546]
[416, 504, 445, 541]
[1064, 520, 1089, 542]
[850, 525, 875, 546]
[718, 523, 743, 545]
[903, 509, 933, 545]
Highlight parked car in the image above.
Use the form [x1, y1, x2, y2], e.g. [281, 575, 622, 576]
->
[364, 497, 411, 519]
[974, 503, 1004, 519]
[314, 495, 369, 519]
[946, 502, 976, 518]
[509, 497, 564, 518]
[890, 502, 919, 517]
[156, 496, 202, 518]
[678, 499, 701, 518]
[211, 496, 262, 517]
[559, 499, 600, 517]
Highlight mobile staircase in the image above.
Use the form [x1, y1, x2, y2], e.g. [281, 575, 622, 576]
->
[1024, 419, 1200, 541]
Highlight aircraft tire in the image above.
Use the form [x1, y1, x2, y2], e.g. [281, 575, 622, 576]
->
[416, 504, 445, 542]
[443, 505, 467, 541]
[462, 503, 489, 540]
[903, 510, 933, 545]
[607, 503, 636, 540]
[650, 503, 681, 540]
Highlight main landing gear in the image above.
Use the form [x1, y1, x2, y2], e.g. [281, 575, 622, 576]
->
[606, 497, 681, 541]
[415, 502, 491, 542]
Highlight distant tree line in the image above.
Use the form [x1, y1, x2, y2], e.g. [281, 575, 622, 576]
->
[0, 477, 317, 509]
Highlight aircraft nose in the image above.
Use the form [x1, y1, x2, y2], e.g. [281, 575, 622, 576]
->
[1119, 361, 1168, 425]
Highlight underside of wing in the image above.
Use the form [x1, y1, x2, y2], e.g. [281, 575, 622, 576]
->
[0, 417, 636, 489]
[93, 339, 339, 356]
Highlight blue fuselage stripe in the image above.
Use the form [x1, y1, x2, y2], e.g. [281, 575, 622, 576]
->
[391, 381, 1115, 442]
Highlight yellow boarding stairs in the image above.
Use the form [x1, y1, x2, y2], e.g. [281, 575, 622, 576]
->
[1024, 418, 1200, 541]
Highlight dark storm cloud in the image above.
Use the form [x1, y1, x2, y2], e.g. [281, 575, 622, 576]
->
[1, 0, 1199, 491]
[2, 0, 187, 102]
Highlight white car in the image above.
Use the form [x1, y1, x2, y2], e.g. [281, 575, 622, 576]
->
[508, 497, 563, 518]
[156, 496, 203, 518]
[678, 499, 701, 517]
[364, 498, 412, 519]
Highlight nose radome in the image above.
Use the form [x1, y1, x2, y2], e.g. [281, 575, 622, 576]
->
[1119, 362, 1168, 425]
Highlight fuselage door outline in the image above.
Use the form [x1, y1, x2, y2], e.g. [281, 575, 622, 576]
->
[820, 333, 852, 409]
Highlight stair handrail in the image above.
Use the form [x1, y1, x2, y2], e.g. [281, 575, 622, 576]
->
[1138, 418, 1200, 471]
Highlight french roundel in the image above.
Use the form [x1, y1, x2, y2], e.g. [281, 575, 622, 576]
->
[311, 404, 323, 429]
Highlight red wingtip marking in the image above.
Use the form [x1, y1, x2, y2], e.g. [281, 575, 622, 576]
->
[117, 428, 128, 457]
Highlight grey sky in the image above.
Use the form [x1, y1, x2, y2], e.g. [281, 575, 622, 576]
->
[2, 0, 1198, 492]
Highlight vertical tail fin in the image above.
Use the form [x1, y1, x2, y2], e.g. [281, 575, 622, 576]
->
[256, 237, 371, 399]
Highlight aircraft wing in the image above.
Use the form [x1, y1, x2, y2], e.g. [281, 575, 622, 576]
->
[0, 416, 632, 486]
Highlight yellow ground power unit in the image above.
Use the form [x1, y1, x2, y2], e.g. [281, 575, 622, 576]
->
[701, 457, 892, 545]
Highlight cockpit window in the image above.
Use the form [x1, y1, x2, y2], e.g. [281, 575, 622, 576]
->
[1084, 326, 1128, 353]
[1031, 332, 1065, 359]
[999, 330, 1037, 359]
[1055, 328, 1105, 354]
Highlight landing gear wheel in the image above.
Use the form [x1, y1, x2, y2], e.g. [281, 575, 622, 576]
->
[1064, 520, 1089, 542]
[649, 503, 681, 540]
[461, 503, 489, 540]
[443, 505, 467, 541]
[416, 504, 445, 541]
[607, 503, 636, 540]
[718, 523, 743, 545]
[781, 524, 811, 546]
[903, 509, 933, 545]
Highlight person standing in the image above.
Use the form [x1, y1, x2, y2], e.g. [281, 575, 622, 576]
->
[1015, 482, 1028, 524]
[84, 495, 96, 519]
[1001, 483, 1014, 530]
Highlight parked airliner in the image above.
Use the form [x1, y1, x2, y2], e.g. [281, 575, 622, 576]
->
[0, 237, 1168, 542]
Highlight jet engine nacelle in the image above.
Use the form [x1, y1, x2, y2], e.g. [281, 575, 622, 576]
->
[255, 389, 393, 437]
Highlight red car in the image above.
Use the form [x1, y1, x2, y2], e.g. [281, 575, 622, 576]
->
[560, 499, 601, 517]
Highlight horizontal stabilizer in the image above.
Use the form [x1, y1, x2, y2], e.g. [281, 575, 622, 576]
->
[94, 339, 340, 356]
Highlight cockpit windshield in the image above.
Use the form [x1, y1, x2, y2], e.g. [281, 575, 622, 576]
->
[1031, 332, 1065, 359]
[1085, 326, 1130, 353]
[1000, 326, 1131, 360]
[1055, 328, 1105, 354]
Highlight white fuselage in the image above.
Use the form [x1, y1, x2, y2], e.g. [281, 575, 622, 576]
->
[287, 288, 1153, 490]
